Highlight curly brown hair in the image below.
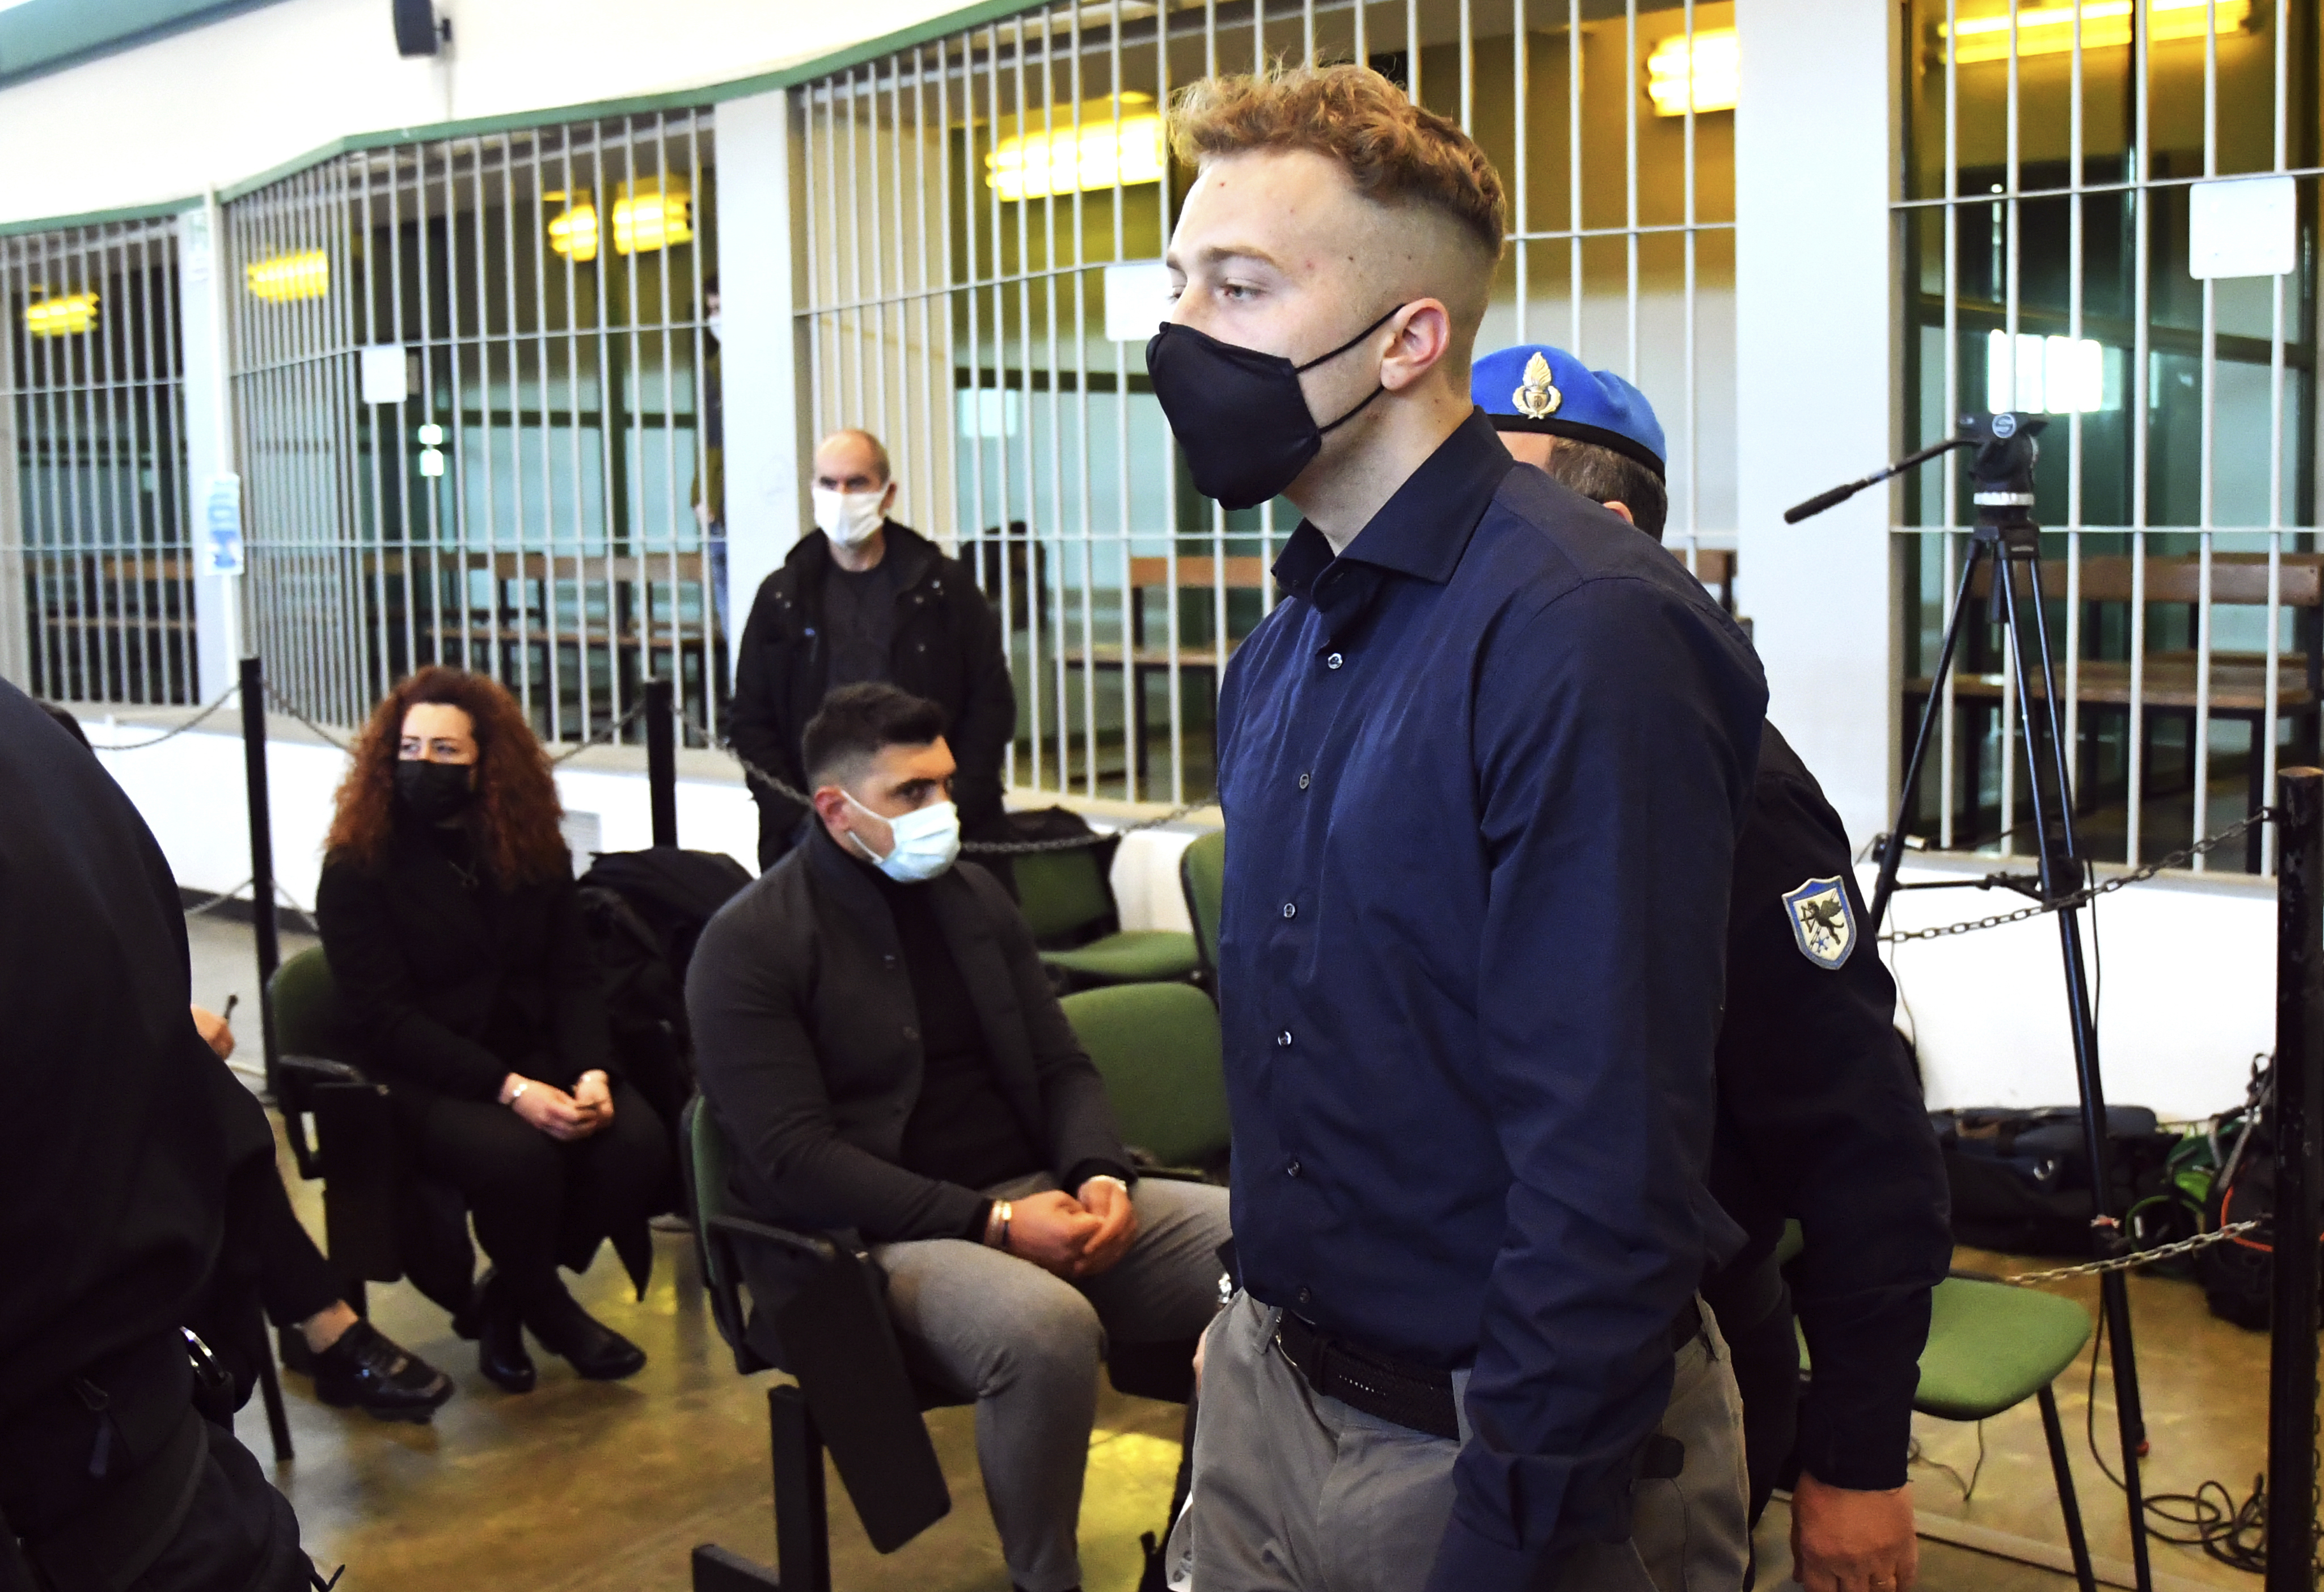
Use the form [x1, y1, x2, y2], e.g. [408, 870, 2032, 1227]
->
[324, 666, 570, 886]
[1167, 65, 1508, 262]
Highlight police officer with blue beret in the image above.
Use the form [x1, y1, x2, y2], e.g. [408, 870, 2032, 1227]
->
[1473, 343, 1954, 1592]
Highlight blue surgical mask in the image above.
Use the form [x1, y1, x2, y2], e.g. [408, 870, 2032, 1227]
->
[845, 792, 961, 883]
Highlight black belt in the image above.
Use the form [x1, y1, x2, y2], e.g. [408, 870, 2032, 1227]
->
[1273, 1298, 1706, 1443]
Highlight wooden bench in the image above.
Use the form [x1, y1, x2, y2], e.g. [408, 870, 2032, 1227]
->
[1904, 552, 2324, 868]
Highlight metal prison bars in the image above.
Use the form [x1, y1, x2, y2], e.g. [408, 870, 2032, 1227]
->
[221, 108, 721, 747]
[791, 0, 1735, 806]
[0, 216, 198, 707]
[1896, 0, 2322, 877]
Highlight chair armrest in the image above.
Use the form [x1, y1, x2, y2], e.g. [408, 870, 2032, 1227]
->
[706, 1213, 842, 1266]
[274, 1054, 373, 1181]
[277, 1053, 370, 1086]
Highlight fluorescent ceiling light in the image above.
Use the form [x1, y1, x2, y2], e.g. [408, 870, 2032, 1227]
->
[245, 250, 329, 302]
[986, 95, 1164, 201]
[1646, 28, 1738, 117]
[1941, 0, 2253, 64]
[546, 180, 692, 262]
[24, 290, 98, 337]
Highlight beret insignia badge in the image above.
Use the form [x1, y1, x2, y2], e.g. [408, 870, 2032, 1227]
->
[1512, 351, 1561, 419]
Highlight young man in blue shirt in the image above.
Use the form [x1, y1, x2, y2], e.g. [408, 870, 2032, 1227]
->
[1147, 65, 1768, 1592]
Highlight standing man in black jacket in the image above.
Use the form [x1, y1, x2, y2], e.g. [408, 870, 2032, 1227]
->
[689, 683, 1230, 1592]
[730, 428, 1017, 869]
[1473, 342, 1954, 1592]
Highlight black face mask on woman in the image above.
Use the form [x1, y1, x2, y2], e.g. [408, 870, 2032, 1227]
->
[1144, 305, 1405, 510]
[395, 759, 476, 824]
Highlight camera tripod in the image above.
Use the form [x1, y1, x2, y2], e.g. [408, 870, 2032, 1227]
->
[1791, 412, 2152, 1592]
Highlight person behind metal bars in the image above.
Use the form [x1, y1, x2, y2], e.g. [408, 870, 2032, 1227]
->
[1145, 64, 1766, 1592]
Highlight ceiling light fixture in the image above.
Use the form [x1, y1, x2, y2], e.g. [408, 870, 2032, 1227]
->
[245, 250, 329, 302]
[24, 290, 98, 337]
[986, 94, 1164, 200]
[1940, 0, 2253, 65]
[1645, 28, 1739, 117]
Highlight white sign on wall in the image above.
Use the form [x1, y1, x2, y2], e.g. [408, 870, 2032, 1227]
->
[1102, 260, 1175, 343]
[360, 343, 411, 404]
[2188, 174, 2297, 279]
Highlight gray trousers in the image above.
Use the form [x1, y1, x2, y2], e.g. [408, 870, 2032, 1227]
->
[871, 1173, 1231, 1592]
[1174, 1291, 1750, 1592]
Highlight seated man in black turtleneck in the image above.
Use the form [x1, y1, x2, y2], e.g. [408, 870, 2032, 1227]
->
[687, 682, 1231, 1592]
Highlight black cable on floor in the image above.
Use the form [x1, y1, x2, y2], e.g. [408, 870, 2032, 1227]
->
[2079, 1283, 2275, 1572]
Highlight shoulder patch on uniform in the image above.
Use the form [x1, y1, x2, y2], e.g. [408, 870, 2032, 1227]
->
[1781, 876, 1857, 970]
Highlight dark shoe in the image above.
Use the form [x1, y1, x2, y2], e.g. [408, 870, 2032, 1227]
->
[311, 1320, 455, 1422]
[474, 1271, 537, 1393]
[522, 1282, 647, 1380]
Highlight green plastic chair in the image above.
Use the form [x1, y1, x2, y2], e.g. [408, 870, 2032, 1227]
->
[1013, 844, 1200, 989]
[1060, 982, 1232, 1172]
[1179, 829, 1226, 982]
[1787, 1219, 2097, 1592]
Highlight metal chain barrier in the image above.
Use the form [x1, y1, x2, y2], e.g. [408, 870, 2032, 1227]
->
[1991, 1220, 2264, 1288]
[260, 682, 354, 753]
[75, 685, 240, 751]
[677, 707, 1215, 852]
[1881, 808, 2274, 944]
[550, 698, 647, 764]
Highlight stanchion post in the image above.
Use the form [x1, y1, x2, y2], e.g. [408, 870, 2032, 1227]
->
[239, 654, 284, 1099]
[647, 677, 678, 848]
[2268, 766, 2323, 1592]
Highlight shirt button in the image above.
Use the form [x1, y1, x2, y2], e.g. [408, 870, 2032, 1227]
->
[1276, 1029, 1293, 1048]
[882, 954, 898, 969]
[1297, 771, 1311, 790]
[902, 1024, 919, 1041]
[1325, 652, 1344, 670]
[1296, 1286, 1313, 1306]
[1281, 902, 1297, 920]
[1286, 1157, 1302, 1177]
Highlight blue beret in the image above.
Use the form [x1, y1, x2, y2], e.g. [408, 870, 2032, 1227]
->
[1471, 344, 1667, 480]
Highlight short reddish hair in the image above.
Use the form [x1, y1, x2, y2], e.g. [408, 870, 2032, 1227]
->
[324, 666, 570, 886]
[1168, 65, 1508, 262]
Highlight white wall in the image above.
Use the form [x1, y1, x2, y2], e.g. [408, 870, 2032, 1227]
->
[0, 0, 967, 226]
[1733, 0, 1900, 848]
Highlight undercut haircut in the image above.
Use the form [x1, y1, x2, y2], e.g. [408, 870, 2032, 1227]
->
[1544, 437, 1670, 541]
[804, 682, 948, 790]
[1168, 65, 1508, 267]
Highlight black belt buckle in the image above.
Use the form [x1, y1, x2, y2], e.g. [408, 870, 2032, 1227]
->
[1274, 1312, 1460, 1442]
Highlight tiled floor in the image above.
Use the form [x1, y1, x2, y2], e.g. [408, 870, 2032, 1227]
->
[188, 917, 2284, 1592]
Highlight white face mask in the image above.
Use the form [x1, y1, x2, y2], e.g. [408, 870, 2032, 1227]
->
[813, 486, 888, 548]
[705, 311, 723, 341]
[844, 791, 961, 883]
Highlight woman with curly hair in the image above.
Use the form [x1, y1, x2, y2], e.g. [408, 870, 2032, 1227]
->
[316, 666, 666, 1392]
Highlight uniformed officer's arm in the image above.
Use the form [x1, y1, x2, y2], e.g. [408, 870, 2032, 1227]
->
[1427, 577, 1764, 1591]
[1718, 757, 1951, 1491]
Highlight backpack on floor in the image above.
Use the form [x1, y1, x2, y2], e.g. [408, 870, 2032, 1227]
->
[1929, 1104, 2179, 1257]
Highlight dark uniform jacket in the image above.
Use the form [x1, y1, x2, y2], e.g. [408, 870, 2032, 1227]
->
[729, 523, 1015, 867]
[686, 827, 1127, 1246]
[315, 822, 616, 1112]
[1704, 723, 1951, 1489]
[0, 682, 227, 1431]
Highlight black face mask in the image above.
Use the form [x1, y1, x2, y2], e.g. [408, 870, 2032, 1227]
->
[1145, 306, 1405, 510]
[395, 759, 476, 824]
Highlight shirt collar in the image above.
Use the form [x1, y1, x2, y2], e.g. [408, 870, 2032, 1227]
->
[1271, 408, 1514, 599]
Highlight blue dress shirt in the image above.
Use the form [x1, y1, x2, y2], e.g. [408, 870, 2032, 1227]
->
[1214, 411, 1767, 1588]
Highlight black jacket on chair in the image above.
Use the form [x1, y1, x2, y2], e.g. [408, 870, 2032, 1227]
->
[686, 827, 1128, 1248]
[728, 523, 1016, 867]
[315, 823, 618, 1112]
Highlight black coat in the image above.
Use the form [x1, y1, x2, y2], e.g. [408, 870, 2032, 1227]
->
[1703, 723, 1952, 1490]
[0, 681, 227, 1427]
[686, 828, 1128, 1245]
[315, 823, 616, 1110]
[729, 523, 1015, 865]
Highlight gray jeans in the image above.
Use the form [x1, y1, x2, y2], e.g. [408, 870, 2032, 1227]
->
[1174, 1291, 1749, 1592]
[871, 1173, 1231, 1592]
